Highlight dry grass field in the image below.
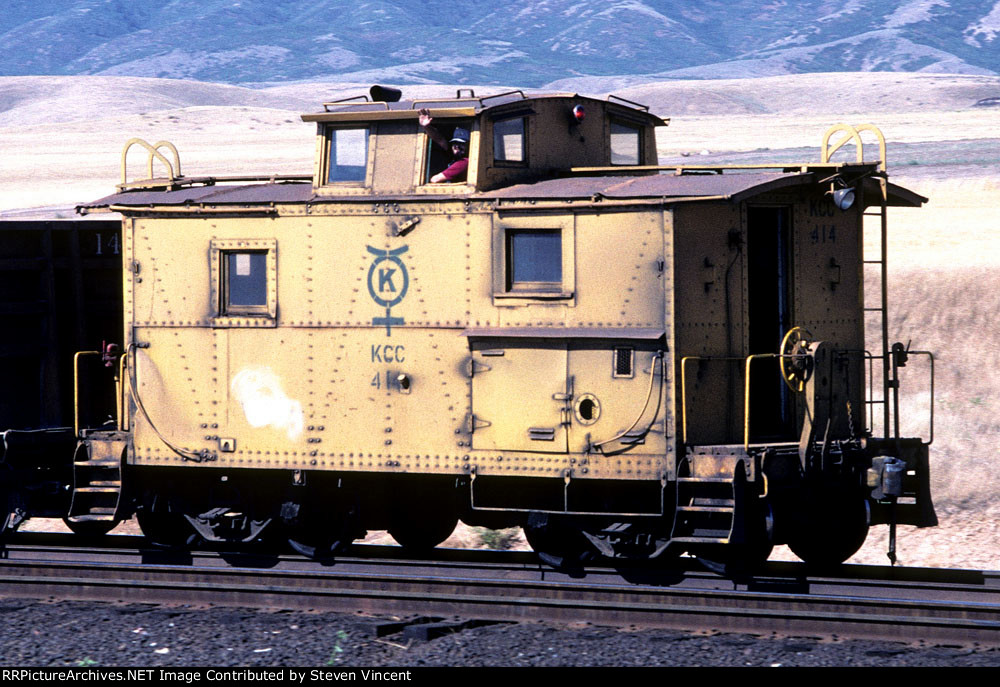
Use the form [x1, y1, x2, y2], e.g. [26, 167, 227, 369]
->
[2, 72, 998, 569]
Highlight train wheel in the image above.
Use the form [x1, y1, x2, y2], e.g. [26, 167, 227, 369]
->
[693, 536, 774, 577]
[787, 492, 869, 568]
[693, 505, 774, 577]
[283, 498, 360, 560]
[286, 527, 352, 560]
[63, 517, 119, 537]
[0, 465, 20, 538]
[136, 498, 196, 548]
[523, 512, 594, 569]
[0, 490, 12, 538]
[388, 510, 458, 552]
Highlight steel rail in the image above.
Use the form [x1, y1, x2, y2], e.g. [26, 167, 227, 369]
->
[2, 536, 1000, 646]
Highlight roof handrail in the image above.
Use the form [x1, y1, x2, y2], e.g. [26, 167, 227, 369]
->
[408, 97, 482, 110]
[120, 138, 181, 187]
[478, 90, 527, 106]
[821, 123, 887, 173]
[323, 96, 392, 112]
[607, 94, 650, 112]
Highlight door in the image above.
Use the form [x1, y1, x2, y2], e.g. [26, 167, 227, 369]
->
[747, 206, 796, 440]
[469, 340, 568, 453]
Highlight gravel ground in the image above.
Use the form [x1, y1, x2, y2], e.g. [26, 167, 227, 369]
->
[1, 599, 999, 667]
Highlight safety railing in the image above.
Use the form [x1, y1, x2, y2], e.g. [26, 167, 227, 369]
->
[73, 351, 101, 437]
[680, 346, 934, 453]
[73, 350, 126, 437]
[853, 348, 935, 446]
[680, 353, 805, 453]
[820, 123, 887, 172]
[120, 138, 182, 189]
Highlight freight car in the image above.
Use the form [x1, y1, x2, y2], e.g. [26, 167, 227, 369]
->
[0, 219, 122, 535]
[3, 86, 937, 571]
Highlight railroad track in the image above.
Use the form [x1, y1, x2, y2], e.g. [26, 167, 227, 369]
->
[2, 532, 1000, 646]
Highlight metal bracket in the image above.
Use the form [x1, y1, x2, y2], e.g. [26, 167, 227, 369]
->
[465, 358, 492, 378]
[466, 414, 491, 433]
[828, 257, 842, 291]
[388, 216, 421, 237]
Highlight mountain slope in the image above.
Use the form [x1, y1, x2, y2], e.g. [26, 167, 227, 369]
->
[0, 1, 998, 85]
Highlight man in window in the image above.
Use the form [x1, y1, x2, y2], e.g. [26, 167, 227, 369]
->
[418, 108, 469, 183]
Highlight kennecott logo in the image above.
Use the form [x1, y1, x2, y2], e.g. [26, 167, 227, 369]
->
[366, 245, 409, 335]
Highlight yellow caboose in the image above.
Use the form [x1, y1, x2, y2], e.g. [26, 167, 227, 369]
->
[75, 86, 935, 568]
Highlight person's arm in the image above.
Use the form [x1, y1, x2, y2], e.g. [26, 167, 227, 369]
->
[418, 108, 448, 151]
[431, 158, 468, 183]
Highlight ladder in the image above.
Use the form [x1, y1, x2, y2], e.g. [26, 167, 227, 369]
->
[862, 174, 894, 439]
[820, 123, 895, 440]
[670, 455, 741, 546]
[66, 431, 128, 530]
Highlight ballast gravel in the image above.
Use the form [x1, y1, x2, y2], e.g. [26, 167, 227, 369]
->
[0, 599, 998, 667]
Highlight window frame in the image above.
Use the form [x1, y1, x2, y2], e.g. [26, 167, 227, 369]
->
[321, 125, 371, 187]
[492, 215, 575, 305]
[491, 115, 528, 167]
[609, 119, 644, 166]
[504, 229, 563, 293]
[418, 117, 476, 188]
[210, 239, 278, 327]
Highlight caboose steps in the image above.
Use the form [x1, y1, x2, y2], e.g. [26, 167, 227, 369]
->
[65, 432, 127, 534]
[671, 464, 740, 546]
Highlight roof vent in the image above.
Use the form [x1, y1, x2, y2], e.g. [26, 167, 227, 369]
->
[370, 85, 402, 103]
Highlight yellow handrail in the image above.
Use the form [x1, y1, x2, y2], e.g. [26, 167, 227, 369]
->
[73, 351, 101, 437]
[120, 138, 181, 185]
[744, 353, 781, 452]
[820, 123, 887, 173]
[680, 352, 801, 450]
[118, 353, 128, 432]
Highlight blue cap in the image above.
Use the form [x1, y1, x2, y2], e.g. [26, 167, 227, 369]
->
[450, 127, 470, 143]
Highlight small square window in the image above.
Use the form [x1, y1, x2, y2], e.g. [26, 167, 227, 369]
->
[326, 127, 369, 183]
[506, 230, 561, 291]
[493, 218, 574, 304]
[494, 117, 525, 163]
[211, 239, 277, 327]
[610, 121, 641, 165]
[224, 251, 267, 313]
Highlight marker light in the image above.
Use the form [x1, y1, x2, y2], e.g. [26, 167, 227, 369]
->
[572, 104, 586, 123]
[832, 187, 855, 210]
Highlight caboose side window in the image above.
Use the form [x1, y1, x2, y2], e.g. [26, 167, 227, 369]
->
[224, 251, 267, 312]
[422, 118, 474, 185]
[506, 230, 561, 290]
[493, 116, 526, 164]
[325, 126, 369, 183]
[493, 216, 575, 303]
[610, 121, 641, 165]
[210, 239, 278, 327]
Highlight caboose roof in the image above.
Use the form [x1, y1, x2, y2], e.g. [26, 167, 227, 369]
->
[483, 170, 926, 207]
[78, 167, 925, 212]
[300, 90, 668, 127]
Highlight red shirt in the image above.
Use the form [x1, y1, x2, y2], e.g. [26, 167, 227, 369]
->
[441, 157, 469, 182]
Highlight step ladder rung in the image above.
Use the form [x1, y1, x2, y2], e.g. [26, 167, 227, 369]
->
[67, 514, 117, 522]
[671, 536, 731, 545]
[677, 505, 734, 513]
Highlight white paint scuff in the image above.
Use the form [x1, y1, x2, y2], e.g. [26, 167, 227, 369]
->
[230, 367, 304, 441]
